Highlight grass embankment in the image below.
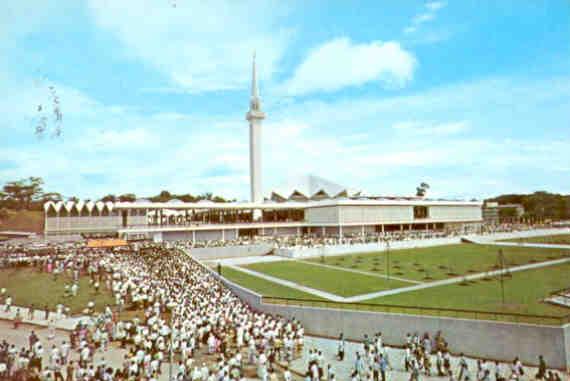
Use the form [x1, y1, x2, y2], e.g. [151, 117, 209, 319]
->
[221, 266, 325, 300]
[243, 261, 409, 297]
[0, 267, 114, 314]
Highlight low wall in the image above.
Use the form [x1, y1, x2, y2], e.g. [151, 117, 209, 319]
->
[189, 244, 274, 260]
[277, 228, 570, 259]
[212, 269, 570, 370]
[276, 237, 462, 258]
[475, 228, 570, 242]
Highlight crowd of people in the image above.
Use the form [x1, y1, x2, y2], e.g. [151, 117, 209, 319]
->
[0, 237, 567, 381]
[0, 241, 306, 380]
[174, 222, 561, 251]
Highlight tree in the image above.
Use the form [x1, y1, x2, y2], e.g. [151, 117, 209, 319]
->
[41, 192, 63, 202]
[150, 191, 172, 202]
[416, 182, 430, 197]
[118, 193, 136, 202]
[100, 194, 117, 202]
[2, 177, 44, 210]
[199, 192, 213, 201]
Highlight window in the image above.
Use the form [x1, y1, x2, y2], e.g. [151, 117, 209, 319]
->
[413, 206, 429, 219]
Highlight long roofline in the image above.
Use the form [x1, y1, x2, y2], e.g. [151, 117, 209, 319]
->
[44, 198, 483, 211]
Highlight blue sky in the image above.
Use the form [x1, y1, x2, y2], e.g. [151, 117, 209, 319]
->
[1, 0, 569, 201]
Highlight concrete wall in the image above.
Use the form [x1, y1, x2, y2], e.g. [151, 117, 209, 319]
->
[277, 237, 463, 258]
[339, 205, 412, 225]
[213, 269, 570, 369]
[429, 205, 482, 222]
[305, 207, 339, 224]
[476, 228, 570, 242]
[45, 216, 122, 234]
[189, 243, 274, 260]
[563, 324, 570, 371]
[276, 228, 570, 259]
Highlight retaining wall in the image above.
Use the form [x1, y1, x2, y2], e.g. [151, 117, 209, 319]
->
[189, 244, 274, 260]
[277, 228, 570, 259]
[276, 237, 462, 258]
[212, 268, 570, 370]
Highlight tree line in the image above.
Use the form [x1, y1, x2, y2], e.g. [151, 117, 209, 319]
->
[485, 191, 570, 220]
[2, 177, 570, 221]
[0, 177, 231, 213]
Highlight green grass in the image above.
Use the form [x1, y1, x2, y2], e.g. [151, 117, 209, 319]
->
[243, 261, 409, 297]
[0, 210, 44, 233]
[372, 262, 570, 317]
[221, 267, 325, 300]
[0, 267, 115, 314]
[501, 234, 570, 245]
[305, 244, 570, 282]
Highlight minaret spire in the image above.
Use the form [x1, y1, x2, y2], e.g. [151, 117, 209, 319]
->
[250, 52, 261, 112]
[246, 52, 266, 212]
[251, 51, 259, 99]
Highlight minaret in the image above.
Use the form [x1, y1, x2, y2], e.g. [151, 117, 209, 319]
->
[246, 53, 266, 211]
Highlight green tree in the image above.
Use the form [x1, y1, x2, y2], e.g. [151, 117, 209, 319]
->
[2, 177, 44, 210]
[118, 193, 136, 202]
[41, 192, 63, 202]
[416, 182, 430, 197]
[100, 194, 117, 202]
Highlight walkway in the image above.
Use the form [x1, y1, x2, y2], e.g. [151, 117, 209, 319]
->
[227, 265, 346, 302]
[0, 304, 89, 330]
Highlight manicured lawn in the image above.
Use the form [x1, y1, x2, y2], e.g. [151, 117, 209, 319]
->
[306, 244, 569, 282]
[372, 262, 570, 318]
[501, 234, 570, 245]
[0, 267, 115, 314]
[243, 261, 409, 297]
[221, 266, 325, 300]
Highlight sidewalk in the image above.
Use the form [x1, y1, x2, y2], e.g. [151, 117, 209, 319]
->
[0, 304, 90, 330]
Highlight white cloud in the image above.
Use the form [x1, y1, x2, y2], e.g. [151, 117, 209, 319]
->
[87, 0, 293, 93]
[282, 38, 417, 95]
[2, 74, 570, 201]
[403, 1, 447, 35]
[83, 128, 159, 151]
[426, 1, 446, 11]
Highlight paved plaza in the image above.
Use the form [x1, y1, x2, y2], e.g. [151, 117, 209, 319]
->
[2, 312, 565, 380]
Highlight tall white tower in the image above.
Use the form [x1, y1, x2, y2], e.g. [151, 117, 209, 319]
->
[246, 53, 265, 209]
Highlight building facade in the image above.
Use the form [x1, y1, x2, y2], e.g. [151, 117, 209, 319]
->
[44, 198, 483, 241]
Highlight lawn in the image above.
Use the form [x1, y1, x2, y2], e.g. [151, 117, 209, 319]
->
[501, 234, 570, 245]
[221, 266, 325, 300]
[372, 262, 570, 318]
[242, 261, 409, 297]
[0, 267, 115, 314]
[305, 244, 569, 282]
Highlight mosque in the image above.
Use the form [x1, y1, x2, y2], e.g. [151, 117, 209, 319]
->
[44, 56, 483, 241]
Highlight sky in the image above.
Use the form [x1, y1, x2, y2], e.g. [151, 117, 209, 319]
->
[1, 0, 569, 201]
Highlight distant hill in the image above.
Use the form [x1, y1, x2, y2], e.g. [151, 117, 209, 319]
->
[0, 209, 44, 233]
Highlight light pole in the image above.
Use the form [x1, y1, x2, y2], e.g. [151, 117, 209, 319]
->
[497, 249, 506, 306]
[385, 238, 390, 281]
